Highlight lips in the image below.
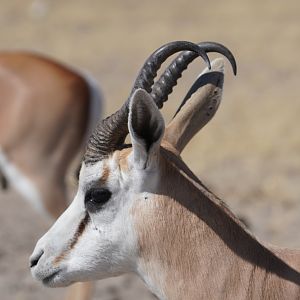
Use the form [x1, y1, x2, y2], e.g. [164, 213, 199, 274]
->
[42, 270, 61, 286]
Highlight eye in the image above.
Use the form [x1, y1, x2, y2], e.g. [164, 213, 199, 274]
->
[84, 188, 112, 213]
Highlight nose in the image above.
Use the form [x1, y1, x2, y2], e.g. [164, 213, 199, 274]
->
[29, 249, 44, 268]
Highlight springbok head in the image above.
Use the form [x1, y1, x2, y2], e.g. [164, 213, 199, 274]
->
[30, 41, 236, 288]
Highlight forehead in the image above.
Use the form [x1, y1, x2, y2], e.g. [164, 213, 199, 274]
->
[79, 148, 132, 188]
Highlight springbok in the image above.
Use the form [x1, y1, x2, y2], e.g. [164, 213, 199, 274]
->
[30, 41, 300, 299]
[0, 51, 103, 300]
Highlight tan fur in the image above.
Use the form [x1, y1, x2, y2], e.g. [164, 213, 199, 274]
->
[131, 144, 300, 299]
[0, 52, 98, 300]
[99, 163, 110, 184]
[0, 51, 91, 217]
[116, 147, 132, 172]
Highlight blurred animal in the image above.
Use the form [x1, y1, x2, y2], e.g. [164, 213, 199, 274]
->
[0, 51, 103, 300]
[30, 41, 300, 299]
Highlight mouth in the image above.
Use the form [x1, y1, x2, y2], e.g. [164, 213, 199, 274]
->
[42, 270, 61, 286]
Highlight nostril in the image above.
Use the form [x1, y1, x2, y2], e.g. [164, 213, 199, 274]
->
[30, 249, 44, 268]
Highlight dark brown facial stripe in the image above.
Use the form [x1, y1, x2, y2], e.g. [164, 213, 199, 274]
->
[69, 213, 90, 249]
[53, 213, 90, 265]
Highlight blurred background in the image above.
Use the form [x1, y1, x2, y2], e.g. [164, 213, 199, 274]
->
[0, 0, 299, 299]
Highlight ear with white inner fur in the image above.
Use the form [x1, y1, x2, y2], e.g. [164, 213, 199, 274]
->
[128, 89, 165, 169]
[164, 58, 225, 154]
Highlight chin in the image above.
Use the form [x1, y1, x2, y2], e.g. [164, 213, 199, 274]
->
[32, 267, 71, 288]
[33, 264, 105, 288]
[42, 272, 73, 288]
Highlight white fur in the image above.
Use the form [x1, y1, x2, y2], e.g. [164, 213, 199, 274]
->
[30, 90, 165, 298]
[0, 147, 49, 217]
[31, 158, 139, 287]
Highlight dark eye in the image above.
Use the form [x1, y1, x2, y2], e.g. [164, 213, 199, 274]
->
[84, 188, 112, 213]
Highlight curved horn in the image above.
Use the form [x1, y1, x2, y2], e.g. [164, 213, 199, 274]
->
[151, 41, 237, 109]
[84, 41, 212, 164]
[132, 41, 211, 94]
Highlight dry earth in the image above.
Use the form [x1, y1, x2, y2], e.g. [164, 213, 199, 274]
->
[0, 0, 300, 299]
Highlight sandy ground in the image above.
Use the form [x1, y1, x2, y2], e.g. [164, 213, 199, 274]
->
[0, 0, 300, 299]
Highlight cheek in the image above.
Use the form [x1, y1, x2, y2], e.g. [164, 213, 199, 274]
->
[66, 226, 124, 278]
[66, 226, 101, 267]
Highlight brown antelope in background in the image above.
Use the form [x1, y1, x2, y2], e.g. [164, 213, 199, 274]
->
[30, 41, 300, 299]
[0, 51, 103, 300]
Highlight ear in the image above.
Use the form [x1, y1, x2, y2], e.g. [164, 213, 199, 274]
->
[164, 58, 225, 154]
[128, 89, 165, 169]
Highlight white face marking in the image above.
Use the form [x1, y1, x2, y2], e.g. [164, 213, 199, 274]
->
[0, 147, 49, 217]
[30, 90, 165, 289]
[30, 156, 140, 287]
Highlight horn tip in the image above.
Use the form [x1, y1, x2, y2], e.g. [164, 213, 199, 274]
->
[233, 64, 237, 76]
[231, 57, 237, 75]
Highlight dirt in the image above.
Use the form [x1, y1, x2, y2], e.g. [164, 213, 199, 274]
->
[0, 0, 299, 299]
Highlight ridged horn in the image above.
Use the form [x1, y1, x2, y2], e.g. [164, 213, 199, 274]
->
[151, 41, 237, 109]
[84, 41, 212, 164]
